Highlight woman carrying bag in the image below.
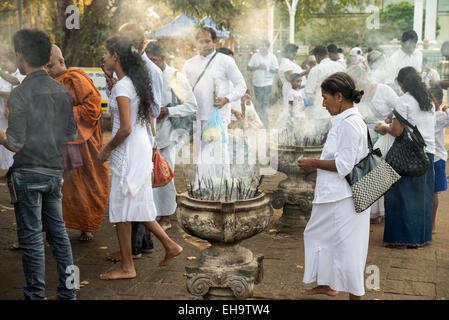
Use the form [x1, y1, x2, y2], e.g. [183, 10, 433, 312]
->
[298, 72, 371, 300]
[98, 36, 182, 280]
[374, 66, 435, 249]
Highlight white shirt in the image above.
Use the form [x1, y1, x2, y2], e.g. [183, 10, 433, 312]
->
[305, 57, 345, 109]
[394, 92, 435, 154]
[337, 57, 347, 69]
[434, 110, 449, 162]
[247, 52, 279, 87]
[183, 51, 247, 123]
[0, 69, 25, 120]
[385, 48, 423, 86]
[359, 84, 398, 125]
[288, 88, 304, 108]
[278, 58, 303, 85]
[313, 107, 369, 204]
[156, 65, 198, 149]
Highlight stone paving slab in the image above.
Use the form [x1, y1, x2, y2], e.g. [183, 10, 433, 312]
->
[0, 165, 449, 301]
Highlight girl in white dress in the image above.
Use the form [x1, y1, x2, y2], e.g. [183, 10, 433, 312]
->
[98, 36, 182, 280]
[298, 72, 370, 300]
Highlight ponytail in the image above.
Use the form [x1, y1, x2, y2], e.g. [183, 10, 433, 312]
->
[397, 66, 432, 112]
[106, 36, 154, 125]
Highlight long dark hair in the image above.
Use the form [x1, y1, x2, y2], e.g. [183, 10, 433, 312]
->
[321, 72, 364, 103]
[106, 36, 154, 125]
[397, 66, 432, 112]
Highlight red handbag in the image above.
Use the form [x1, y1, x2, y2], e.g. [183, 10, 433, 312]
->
[150, 119, 174, 188]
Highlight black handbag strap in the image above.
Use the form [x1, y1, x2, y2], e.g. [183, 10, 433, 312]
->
[366, 128, 374, 152]
[192, 52, 218, 92]
[392, 109, 427, 147]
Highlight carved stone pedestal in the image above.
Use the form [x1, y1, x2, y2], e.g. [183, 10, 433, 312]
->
[186, 244, 263, 299]
[271, 145, 322, 228]
[177, 192, 273, 299]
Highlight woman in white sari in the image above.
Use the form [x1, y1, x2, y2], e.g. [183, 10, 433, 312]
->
[298, 72, 370, 300]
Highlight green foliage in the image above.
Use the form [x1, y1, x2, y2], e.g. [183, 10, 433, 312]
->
[376, 1, 440, 43]
[379, 1, 414, 41]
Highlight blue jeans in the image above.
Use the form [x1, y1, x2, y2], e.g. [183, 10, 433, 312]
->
[253, 85, 272, 126]
[8, 171, 76, 300]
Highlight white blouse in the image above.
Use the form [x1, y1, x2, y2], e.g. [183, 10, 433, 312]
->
[358, 84, 399, 126]
[434, 110, 449, 163]
[394, 92, 435, 154]
[313, 107, 369, 204]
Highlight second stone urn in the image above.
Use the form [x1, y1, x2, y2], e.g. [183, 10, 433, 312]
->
[176, 192, 273, 299]
[271, 144, 323, 228]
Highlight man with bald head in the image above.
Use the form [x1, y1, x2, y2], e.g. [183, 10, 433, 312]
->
[46, 45, 109, 241]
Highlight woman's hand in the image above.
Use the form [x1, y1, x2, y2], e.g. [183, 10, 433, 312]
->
[374, 123, 388, 136]
[298, 158, 316, 172]
[98, 145, 111, 162]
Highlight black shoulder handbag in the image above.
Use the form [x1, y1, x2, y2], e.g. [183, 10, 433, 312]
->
[346, 127, 401, 213]
[385, 109, 430, 177]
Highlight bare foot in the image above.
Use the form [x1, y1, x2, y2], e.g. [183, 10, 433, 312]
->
[9, 243, 20, 251]
[106, 251, 142, 262]
[301, 286, 339, 297]
[158, 219, 172, 231]
[158, 244, 183, 267]
[100, 267, 136, 280]
[161, 223, 172, 231]
[79, 231, 94, 241]
[142, 249, 155, 254]
[45, 295, 59, 300]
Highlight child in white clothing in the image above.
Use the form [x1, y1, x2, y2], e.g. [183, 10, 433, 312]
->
[287, 73, 305, 127]
[430, 86, 448, 234]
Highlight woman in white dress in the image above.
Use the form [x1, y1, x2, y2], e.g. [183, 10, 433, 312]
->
[98, 36, 183, 280]
[298, 72, 370, 300]
[347, 65, 399, 224]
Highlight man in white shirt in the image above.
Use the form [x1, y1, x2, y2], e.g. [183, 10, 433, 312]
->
[305, 45, 345, 119]
[328, 44, 346, 70]
[247, 40, 278, 126]
[386, 30, 423, 93]
[183, 26, 247, 181]
[145, 41, 198, 230]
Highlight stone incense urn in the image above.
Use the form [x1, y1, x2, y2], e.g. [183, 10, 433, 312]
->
[176, 192, 273, 299]
[271, 144, 323, 228]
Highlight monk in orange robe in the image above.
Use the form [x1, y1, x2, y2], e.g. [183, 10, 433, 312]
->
[47, 45, 109, 241]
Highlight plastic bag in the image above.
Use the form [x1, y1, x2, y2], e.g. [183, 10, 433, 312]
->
[374, 133, 395, 159]
[201, 107, 228, 142]
[244, 101, 264, 129]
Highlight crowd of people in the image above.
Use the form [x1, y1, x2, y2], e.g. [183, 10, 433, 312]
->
[0, 23, 448, 301]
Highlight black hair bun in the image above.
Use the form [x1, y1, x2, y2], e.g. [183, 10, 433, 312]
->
[352, 90, 364, 103]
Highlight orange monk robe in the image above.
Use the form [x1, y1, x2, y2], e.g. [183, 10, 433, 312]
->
[56, 68, 109, 233]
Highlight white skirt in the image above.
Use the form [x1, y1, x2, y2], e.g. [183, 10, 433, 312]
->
[303, 197, 370, 296]
[109, 173, 158, 223]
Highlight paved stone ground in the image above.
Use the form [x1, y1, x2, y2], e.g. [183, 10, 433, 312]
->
[0, 132, 448, 300]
